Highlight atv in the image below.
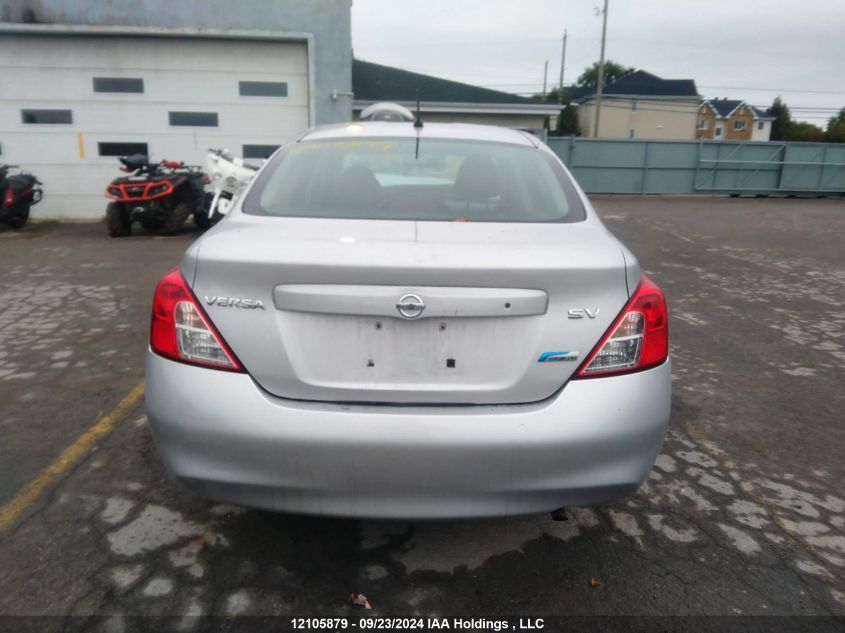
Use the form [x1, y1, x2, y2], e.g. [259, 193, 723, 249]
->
[0, 164, 42, 229]
[104, 155, 209, 237]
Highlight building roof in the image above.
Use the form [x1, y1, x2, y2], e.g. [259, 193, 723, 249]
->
[751, 106, 775, 120]
[353, 59, 535, 105]
[352, 59, 562, 115]
[575, 70, 699, 101]
[701, 99, 776, 120]
[708, 99, 744, 117]
[567, 85, 592, 101]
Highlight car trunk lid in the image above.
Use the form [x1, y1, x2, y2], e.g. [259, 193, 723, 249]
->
[189, 216, 630, 404]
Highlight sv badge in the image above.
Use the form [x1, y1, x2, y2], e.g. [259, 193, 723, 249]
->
[568, 308, 600, 319]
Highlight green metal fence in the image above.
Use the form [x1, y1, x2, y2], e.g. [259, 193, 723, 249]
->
[546, 137, 845, 196]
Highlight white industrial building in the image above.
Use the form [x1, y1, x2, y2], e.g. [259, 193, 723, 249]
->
[0, 0, 353, 220]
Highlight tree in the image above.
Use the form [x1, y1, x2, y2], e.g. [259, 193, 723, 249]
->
[785, 121, 825, 142]
[826, 106, 845, 143]
[576, 60, 634, 90]
[532, 87, 580, 136]
[770, 96, 838, 143]
[827, 106, 845, 129]
[770, 96, 792, 141]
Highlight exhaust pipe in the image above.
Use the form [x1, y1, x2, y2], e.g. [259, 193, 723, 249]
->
[550, 507, 569, 522]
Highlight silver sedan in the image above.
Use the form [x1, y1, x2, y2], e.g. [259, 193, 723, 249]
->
[146, 120, 670, 519]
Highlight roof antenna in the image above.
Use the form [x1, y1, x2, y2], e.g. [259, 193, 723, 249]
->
[414, 92, 423, 160]
[414, 93, 423, 129]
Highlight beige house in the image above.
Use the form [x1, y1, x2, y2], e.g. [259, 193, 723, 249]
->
[697, 99, 774, 142]
[573, 71, 701, 140]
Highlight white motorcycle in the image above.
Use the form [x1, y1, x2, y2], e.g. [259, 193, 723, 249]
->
[204, 148, 260, 224]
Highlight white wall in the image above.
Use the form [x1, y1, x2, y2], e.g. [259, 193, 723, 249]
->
[751, 119, 772, 141]
[0, 0, 352, 125]
[0, 34, 309, 220]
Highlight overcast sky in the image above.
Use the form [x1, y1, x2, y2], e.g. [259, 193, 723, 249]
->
[352, 0, 845, 125]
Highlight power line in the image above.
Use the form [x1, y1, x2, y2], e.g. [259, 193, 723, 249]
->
[484, 88, 844, 113]
[483, 82, 845, 97]
[700, 85, 845, 95]
[361, 53, 845, 100]
[479, 78, 845, 98]
[592, 102, 836, 118]
[356, 34, 824, 60]
[517, 99, 838, 121]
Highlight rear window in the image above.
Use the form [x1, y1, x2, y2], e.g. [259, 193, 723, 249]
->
[243, 138, 585, 222]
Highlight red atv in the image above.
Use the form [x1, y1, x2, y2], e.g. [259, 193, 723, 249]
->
[0, 164, 42, 229]
[104, 155, 209, 237]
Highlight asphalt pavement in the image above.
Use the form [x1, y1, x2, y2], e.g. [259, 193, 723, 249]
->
[0, 197, 842, 629]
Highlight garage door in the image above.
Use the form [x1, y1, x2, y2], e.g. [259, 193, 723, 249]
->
[0, 34, 310, 220]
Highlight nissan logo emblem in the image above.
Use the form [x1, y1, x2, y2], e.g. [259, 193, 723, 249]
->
[396, 294, 425, 319]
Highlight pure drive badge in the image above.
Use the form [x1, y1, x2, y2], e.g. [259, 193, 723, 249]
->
[537, 351, 580, 363]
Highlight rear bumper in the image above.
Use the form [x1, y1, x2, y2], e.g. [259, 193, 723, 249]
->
[145, 350, 671, 519]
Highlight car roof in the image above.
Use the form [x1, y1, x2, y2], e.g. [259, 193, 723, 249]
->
[299, 121, 539, 147]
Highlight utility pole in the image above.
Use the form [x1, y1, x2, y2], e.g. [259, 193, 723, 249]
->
[558, 29, 567, 103]
[593, 0, 609, 137]
[543, 60, 548, 96]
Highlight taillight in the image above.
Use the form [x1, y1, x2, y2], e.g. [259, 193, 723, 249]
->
[150, 267, 243, 372]
[3, 187, 14, 207]
[574, 274, 668, 378]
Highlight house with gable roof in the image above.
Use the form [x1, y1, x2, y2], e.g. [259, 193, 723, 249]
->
[697, 99, 774, 141]
[572, 70, 701, 140]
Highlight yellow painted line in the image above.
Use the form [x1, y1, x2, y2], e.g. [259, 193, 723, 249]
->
[77, 132, 86, 159]
[0, 380, 145, 533]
